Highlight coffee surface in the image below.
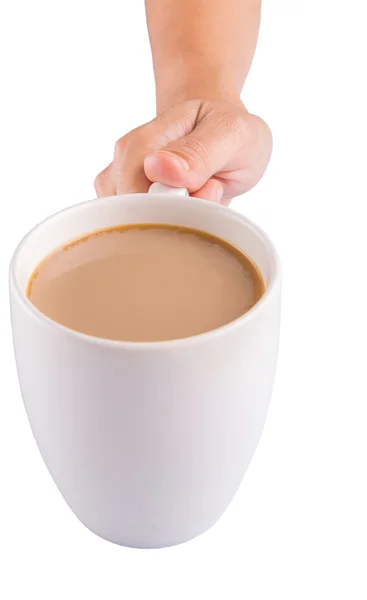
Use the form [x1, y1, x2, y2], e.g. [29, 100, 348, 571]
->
[27, 224, 265, 342]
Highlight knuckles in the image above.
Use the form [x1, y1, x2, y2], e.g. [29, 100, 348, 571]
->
[94, 172, 105, 194]
[94, 164, 113, 196]
[114, 134, 130, 158]
[113, 125, 151, 159]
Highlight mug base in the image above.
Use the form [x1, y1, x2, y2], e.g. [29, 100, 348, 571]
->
[73, 509, 226, 550]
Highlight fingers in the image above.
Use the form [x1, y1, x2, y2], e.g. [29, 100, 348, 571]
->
[94, 132, 152, 197]
[94, 163, 115, 197]
[144, 105, 249, 192]
[191, 178, 224, 203]
[113, 132, 152, 195]
[94, 101, 201, 197]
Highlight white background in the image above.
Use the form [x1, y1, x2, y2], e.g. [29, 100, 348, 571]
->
[1, 0, 366, 598]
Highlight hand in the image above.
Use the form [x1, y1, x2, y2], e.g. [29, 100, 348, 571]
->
[94, 99, 272, 205]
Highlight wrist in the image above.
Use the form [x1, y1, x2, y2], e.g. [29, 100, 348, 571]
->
[155, 65, 243, 113]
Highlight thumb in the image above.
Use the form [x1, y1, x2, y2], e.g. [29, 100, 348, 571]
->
[144, 108, 245, 192]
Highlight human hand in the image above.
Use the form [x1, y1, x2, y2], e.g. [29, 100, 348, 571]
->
[94, 99, 272, 205]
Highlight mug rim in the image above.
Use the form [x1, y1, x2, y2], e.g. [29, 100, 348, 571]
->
[9, 193, 281, 350]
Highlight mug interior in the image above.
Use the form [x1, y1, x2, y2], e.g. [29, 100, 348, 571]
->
[12, 193, 278, 301]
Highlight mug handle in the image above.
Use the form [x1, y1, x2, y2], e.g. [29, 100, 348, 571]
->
[148, 182, 189, 197]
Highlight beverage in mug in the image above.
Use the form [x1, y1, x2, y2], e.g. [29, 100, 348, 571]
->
[27, 223, 265, 342]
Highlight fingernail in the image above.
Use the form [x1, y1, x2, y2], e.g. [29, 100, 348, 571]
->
[152, 150, 191, 172]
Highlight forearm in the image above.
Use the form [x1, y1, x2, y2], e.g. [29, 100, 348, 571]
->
[145, 0, 261, 113]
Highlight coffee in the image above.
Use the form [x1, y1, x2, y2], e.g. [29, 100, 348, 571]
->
[27, 224, 265, 342]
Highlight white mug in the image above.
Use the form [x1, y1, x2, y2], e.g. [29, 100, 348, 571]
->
[9, 185, 281, 548]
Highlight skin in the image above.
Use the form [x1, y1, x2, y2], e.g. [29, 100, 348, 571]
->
[95, 0, 272, 205]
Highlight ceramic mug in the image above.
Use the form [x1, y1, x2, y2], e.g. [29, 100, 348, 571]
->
[9, 184, 281, 548]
